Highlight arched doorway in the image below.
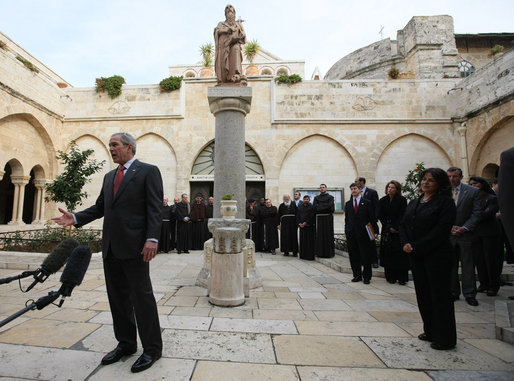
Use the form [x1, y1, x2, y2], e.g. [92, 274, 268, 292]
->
[190, 142, 265, 201]
[0, 163, 14, 224]
[481, 163, 499, 183]
[22, 169, 36, 223]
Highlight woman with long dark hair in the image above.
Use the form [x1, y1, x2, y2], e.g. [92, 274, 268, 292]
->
[400, 168, 457, 350]
[378, 180, 408, 284]
[469, 176, 501, 296]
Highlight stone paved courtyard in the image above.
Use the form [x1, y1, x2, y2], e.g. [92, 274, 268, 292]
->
[1, 251, 513, 380]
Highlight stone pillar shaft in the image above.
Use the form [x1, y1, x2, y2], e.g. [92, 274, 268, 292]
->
[208, 87, 252, 219]
[457, 123, 470, 180]
[9, 176, 30, 225]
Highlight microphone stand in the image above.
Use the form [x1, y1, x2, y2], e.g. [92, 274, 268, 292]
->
[0, 270, 38, 285]
[0, 291, 64, 328]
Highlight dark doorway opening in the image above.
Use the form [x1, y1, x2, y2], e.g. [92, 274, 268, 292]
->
[0, 163, 14, 224]
[22, 169, 36, 224]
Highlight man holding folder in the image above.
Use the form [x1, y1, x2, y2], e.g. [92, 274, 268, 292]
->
[345, 182, 379, 284]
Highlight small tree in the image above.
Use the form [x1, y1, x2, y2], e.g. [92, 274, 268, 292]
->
[244, 40, 260, 64]
[402, 162, 426, 201]
[45, 141, 105, 212]
[199, 42, 214, 68]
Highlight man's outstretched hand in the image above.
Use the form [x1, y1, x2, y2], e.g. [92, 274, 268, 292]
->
[52, 208, 75, 227]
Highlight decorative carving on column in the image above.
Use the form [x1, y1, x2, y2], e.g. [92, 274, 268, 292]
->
[8, 176, 30, 225]
[456, 122, 470, 180]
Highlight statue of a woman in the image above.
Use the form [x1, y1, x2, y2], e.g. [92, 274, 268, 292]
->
[214, 5, 247, 86]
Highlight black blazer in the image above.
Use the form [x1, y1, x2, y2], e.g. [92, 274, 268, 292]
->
[75, 159, 163, 259]
[400, 194, 456, 257]
[378, 195, 407, 234]
[475, 193, 500, 236]
[344, 197, 379, 238]
[499, 147, 514, 247]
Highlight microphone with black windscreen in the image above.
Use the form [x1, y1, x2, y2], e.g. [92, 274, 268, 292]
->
[0, 238, 78, 290]
[0, 245, 92, 328]
[59, 245, 92, 296]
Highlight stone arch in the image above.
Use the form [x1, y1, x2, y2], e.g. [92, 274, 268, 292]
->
[469, 116, 514, 177]
[481, 163, 499, 183]
[0, 112, 56, 176]
[276, 67, 289, 76]
[375, 133, 452, 198]
[6, 158, 24, 176]
[260, 67, 273, 75]
[74, 134, 112, 207]
[31, 164, 46, 179]
[136, 132, 178, 199]
[278, 134, 358, 195]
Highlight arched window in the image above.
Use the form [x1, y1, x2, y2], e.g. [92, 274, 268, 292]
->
[191, 142, 264, 180]
[261, 68, 272, 76]
[184, 71, 196, 78]
[276, 68, 289, 76]
[458, 60, 475, 78]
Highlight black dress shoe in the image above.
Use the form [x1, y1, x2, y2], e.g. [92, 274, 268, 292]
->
[177, 250, 181, 254]
[351, 276, 362, 282]
[398, 281, 407, 286]
[477, 285, 487, 293]
[465, 297, 479, 306]
[363, 278, 370, 284]
[184, 250, 189, 253]
[418, 333, 433, 342]
[452, 295, 459, 301]
[486, 290, 498, 296]
[430, 342, 455, 350]
[283, 252, 289, 256]
[372, 263, 379, 269]
[292, 253, 298, 257]
[131, 352, 161, 373]
[101, 347, 137, 365]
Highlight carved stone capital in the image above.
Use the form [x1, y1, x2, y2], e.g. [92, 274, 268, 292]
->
[208, 218, 250, 254]
[207, 87, 252, 116]
[10, 175, 31, 185]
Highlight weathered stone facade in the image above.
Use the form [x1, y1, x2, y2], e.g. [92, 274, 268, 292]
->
[0, 15, 512, 233]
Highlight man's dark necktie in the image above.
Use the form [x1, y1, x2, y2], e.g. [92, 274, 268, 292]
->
[113, 165, 125, 196]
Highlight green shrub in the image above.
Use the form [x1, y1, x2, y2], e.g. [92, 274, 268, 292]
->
[95, 75, 125, 98]
[274, 74, 302, 84]
[16, 55, 40, 73]
[490, 44, 504, 56]
[159, 75, 183, 92]
[221, 194, 234, 200]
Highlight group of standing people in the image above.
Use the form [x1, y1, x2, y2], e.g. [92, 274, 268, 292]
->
[246, 184, 336, 260]
[159, 194, 214, 254]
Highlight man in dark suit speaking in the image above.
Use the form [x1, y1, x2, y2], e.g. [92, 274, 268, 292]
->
[53, 132, 163, 373]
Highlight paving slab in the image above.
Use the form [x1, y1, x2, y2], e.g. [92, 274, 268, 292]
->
[295, 321, 411, 337]
[161, 329, 276, 363]
[0, 318, 100, 348]
[313, 310, 377, 322]
[298, 366, 432, 381]
[253, 309, 318, 321]
[210, 317, 297, 334]
[273, 335, 385, 367]
[464, 338, 514, 363]
[0, 342, 102, 380]
[362, 337, 514, 370]
[298, 299, 351, 311]
[192, 360, 300, 381]
[427, 370, 514, 381]
[345, 299, 419, 312]
[89, 357, 196, 381]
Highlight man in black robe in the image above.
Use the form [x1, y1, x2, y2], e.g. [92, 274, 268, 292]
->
[297, 195, 315, 260]
[191, 194, 208, 250]
[313, 184, 335, 258]
[246, 199, 258, 240]
[278, 194, 298, 257]
[169, 198, 177, 251]
[175, 193, 192, 254]
[254, 197, 266, 251]
[293, 191, 302, 208]
[261, 198, 279, 254]
[206, 196, 214, 239]
[159, 197, 172, 253]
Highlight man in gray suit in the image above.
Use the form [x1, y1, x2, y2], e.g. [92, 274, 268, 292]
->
[447, 167, 483, 306]
[53, 132, 163, 373]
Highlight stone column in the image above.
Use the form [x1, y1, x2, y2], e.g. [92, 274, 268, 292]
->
[9, 176, 30, 225]
[32, 179, 47, 224]
[456, 122, 470, 180]
[207, 87, 252, 219]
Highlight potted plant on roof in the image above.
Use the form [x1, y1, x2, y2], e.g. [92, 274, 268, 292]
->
[220, 194, 237, 219]
[199, 42, 214, 77]
[244, 39, 260, 76]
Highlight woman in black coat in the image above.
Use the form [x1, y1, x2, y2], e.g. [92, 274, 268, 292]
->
[469, 176, 501, 296]
[400, 168, 457, 350]
[378, 180, 408, 284]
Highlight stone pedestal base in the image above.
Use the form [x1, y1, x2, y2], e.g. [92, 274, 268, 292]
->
[209, 250, 245, 307]
[196, 238, 263, 297]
